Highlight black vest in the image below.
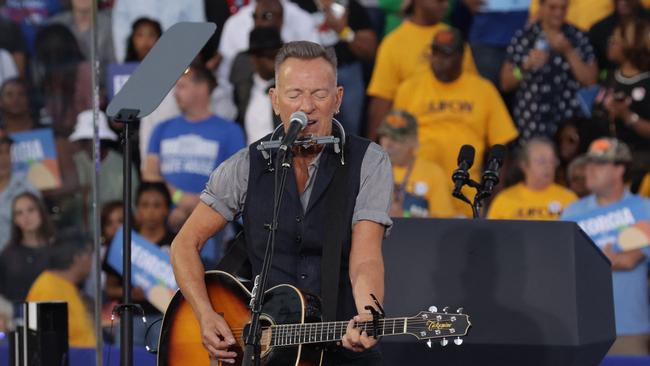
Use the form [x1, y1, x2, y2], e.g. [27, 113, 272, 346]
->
[242, 133, 371, 321]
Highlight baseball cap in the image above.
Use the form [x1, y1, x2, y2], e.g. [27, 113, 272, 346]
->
[431, 27, 464, 55]
[582, 137, 632, 164]
[377, 110, 418, 140]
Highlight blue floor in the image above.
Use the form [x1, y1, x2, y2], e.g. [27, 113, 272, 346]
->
[1, 344, 649, 365]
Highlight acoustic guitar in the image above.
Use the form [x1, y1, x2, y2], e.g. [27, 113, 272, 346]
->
[157, 270, 471, 366]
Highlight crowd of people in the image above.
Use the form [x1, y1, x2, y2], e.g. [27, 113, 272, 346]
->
[0, 0, 649, 356]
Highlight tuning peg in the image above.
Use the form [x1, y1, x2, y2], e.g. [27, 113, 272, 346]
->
[428, 306, 438, 313]
[456, 307, 464, 314]
[440, 338, 449, 347]
[426, 340, 432, 348]
[443, 306, 450, 313]
[454, 337, 463, 346]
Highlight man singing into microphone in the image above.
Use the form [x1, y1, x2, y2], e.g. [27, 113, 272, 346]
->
[170, 41, 393, 365]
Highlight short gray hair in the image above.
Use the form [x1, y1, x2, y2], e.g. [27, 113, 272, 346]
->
[567, 156, 588, 179]
[274, 41, 338, 83]
[518, 137, 557, 164]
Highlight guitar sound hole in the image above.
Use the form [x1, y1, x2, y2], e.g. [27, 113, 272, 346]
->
[243, 317, 274, 356]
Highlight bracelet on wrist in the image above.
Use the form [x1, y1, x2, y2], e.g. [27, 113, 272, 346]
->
[172, 189, 184, 205]
[338, 26, 355, 42]
[513, 66, 524, 81]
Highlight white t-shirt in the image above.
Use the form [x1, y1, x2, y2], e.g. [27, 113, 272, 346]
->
[244, 73, 274, 145]
[217, 0, 320, 84]
[0, 49, 18, 87]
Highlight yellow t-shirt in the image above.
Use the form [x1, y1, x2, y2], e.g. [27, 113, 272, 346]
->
[26, 271, 96, 348]
[394, 70, 519, 216]
[487, 182, 578, 220]
[639, 173, 650, 198]
[393, 158, 456, 218]
[367, 20, 477, 101]
[529, 0, 612, 31]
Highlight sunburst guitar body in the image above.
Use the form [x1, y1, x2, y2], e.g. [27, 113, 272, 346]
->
[157, 271, 471, 366]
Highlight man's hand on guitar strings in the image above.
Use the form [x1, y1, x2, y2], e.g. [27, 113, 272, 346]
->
[199, 311, 237, 363]
[341, 313, 378, 352]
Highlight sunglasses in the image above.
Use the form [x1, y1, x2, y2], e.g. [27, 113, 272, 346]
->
[253, 11, 278, 21]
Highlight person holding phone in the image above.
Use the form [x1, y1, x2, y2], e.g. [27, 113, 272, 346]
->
[592, 20, 650, 186]
[291, 0, 378, 136]
[500, 0, 598, 144]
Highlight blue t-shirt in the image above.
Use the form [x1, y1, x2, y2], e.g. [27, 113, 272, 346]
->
[148, 114, 245, 194]
[1, 0, 62, 53]
[561, 192, 650, 336]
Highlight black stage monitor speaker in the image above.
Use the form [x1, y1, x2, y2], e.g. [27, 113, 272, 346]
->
[9, 302, 68, 366]
[381, 218, 615, 366]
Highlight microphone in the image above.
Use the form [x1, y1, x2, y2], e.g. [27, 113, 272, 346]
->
[480, 144, 507, 198]
[452, 145, 475, 198]
[279, 111, 309, 152]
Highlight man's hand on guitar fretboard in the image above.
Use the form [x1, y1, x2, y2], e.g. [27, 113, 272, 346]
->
[341, 313, 378, 352]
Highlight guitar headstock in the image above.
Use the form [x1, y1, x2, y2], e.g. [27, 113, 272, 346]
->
[406, 306, 471, 348]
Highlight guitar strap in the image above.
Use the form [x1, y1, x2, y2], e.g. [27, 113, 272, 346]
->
[216, 230, 252, 279]
[216, 147, 351, 322]
[320, 155, 350, 322]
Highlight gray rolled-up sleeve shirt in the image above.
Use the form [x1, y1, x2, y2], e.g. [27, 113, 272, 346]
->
[200, 142, 393, 234]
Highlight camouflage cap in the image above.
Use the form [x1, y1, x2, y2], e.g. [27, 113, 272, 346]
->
[377, 110, 418, 140]
[582, 137, 632, 164]
[431, 27, 464, 55]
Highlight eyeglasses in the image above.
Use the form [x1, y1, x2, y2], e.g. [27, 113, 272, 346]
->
[253, 11, 278, 21]
[530, 157, 560, 167]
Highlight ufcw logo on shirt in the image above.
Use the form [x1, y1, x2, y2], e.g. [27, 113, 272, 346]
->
[427, 100, 474, 113]
[160, 134, 220, 177]
[515, 201, 564, 220]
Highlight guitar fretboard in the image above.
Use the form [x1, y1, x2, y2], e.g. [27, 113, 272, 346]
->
[270, 318, 407, 347]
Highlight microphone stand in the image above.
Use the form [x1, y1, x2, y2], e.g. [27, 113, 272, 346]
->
[114, 108, 139, 366]
[453, 179, 482, 219]
[242, 146, 293, 366]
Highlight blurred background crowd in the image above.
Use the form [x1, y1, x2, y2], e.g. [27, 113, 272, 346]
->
[0, 0, 649, 356]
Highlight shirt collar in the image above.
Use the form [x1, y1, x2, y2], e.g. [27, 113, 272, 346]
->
[586, 190, 633, 209]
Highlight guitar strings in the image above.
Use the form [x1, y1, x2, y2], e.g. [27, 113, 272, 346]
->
[226, 318, 463, 332]
[225, 318, 465, 339]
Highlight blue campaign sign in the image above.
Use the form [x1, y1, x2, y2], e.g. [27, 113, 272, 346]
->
[563, 197, 650, 251]
[106, 62, 139, 101]
[106, 226, 178, 294]
[481, 0, 530, 12]
[9, 128, 61, 190]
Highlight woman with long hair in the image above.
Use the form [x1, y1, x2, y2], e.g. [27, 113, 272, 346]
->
[593, 19, 650, 186]
[0, 192, 56, 303]
[124, 18, 163, 63]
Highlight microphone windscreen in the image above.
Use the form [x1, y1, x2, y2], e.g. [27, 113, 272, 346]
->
[457, 144, 475, 167]
[289, 111, 308, 128]
[488, 144, 507, 165]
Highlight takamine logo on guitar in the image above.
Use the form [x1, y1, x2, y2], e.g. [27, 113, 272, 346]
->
[427, 321, 453, 331]
[158, 271, 472, 366]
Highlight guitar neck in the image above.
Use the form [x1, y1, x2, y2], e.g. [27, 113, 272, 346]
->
[270, 317, 410, 347]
